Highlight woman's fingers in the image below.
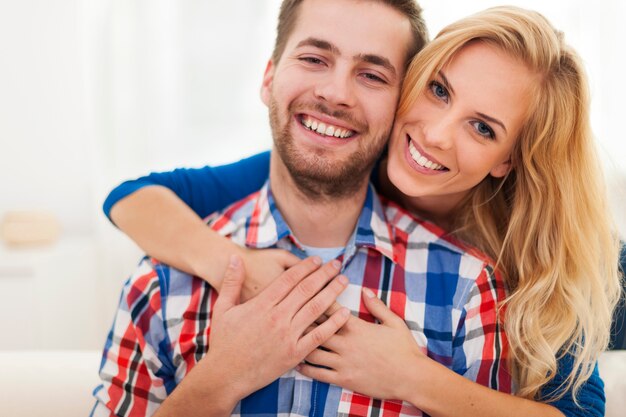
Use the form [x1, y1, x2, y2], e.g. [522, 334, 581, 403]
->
[275, 249, 301, 269]
[361, 288, 403, 327]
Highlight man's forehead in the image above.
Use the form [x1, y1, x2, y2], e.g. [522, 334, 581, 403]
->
[284, 0, 412, 66]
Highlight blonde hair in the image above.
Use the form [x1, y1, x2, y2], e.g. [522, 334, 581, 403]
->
[398, 7, 622, 401]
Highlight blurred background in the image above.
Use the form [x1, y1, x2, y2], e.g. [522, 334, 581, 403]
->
[0, 0, 624, 354]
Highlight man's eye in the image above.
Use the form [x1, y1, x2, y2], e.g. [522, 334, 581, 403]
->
[300, 57, 323, 65]
[362, 73, 385, 84]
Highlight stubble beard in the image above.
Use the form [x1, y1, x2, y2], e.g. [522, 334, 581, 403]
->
[269, 97, 389, 201]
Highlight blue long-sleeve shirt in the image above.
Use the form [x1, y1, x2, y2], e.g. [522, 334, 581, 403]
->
[102, 150, 607, 417]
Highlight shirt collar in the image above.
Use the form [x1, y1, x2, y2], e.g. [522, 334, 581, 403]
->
[243, 182, 396, 263]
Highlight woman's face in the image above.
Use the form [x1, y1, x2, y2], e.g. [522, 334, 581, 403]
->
[387, 41, 534, 204]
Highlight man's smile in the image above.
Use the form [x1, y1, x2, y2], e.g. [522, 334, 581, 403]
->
[299, 114, 355, 139]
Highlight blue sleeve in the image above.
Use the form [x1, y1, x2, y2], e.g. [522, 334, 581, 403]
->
[539, 353, 605, 417]
[609, 242, 626, 350]
[103, 151, 271, 222]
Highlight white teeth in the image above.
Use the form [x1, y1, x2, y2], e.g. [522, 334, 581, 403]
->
[408, 141, 446, 171]
[300, 116, 354, 139]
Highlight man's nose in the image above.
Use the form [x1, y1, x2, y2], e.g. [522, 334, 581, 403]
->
[313, 68, 356, 108]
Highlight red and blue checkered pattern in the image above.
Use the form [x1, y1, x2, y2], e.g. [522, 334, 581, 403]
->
[92, 183, 511, 417]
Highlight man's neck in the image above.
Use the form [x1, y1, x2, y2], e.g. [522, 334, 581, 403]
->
[269, 154, 368, 248]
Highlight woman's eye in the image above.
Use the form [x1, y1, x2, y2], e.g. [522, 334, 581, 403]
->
[429, 81, 449, 101]
[472, 121, 495, 139]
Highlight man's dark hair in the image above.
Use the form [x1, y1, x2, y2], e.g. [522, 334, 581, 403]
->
[271, 0, 429, 65]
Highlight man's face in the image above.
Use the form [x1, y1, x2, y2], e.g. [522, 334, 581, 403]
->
[261, 0, 413, 199]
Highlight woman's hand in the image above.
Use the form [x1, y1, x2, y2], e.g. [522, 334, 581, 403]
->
[297, 288, 426, 401]
[190, 238, 300, 301]
[237, 247, 301, 302]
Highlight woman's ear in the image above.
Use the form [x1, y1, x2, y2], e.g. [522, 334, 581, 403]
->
[260, 59, 275, 106]
[490, 159, 512, 178]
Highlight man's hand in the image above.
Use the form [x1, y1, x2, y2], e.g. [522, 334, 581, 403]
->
[155, 255, 350, 417]
[232, 247, 343, 315]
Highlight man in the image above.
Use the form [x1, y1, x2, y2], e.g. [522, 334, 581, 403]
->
[92, 1, 508, 416]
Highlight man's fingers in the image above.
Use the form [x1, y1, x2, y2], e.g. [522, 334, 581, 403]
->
[280, 260, 343, 317]
[213, 255, 245, 315]
[303, 323, 343, 354]
[291, 273, 348, 333]
[297, 307, 350, 356]
[258, 257, 324, 305]
[296, 362, 337, 386]
[324, 301, 343, 317]
[304, 347, 340, 370]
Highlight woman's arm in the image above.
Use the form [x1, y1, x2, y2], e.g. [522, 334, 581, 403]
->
[405, 357, 565, 417]
[405, 350, 603, 417]
[300, 290, 602, 417]
[104, 151, 271, 221]
[536, 354, 605, 417]
[105, 151, 300, 298]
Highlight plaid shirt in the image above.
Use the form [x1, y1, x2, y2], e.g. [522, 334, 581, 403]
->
[92, 183, 511, 417]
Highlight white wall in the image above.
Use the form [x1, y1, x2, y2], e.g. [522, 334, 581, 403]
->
[0, 0, 96, 236]
[0, 0, 624, 352]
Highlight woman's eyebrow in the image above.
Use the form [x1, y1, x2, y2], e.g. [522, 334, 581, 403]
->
[439, 70, 507, 133]
[476, 111, 507, 133]
[438, 71, 455, 95]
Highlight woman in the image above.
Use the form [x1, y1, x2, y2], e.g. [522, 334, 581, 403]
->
[104, 6, 621, 416]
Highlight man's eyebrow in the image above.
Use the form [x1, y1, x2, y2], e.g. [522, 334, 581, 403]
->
[356, 54, 397, 79]
[295, 37, 397, 80]
[295, 37, 340, 55]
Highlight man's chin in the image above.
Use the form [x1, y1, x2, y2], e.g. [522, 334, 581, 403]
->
[283, 158, 371, 200]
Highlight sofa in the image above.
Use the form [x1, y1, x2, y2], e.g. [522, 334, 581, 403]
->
[0, 349, 624, 417]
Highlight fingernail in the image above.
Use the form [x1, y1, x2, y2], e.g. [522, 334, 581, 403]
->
[338, 275, 348, 285]
[341, 308, 350, 317]
[331, 259, 342, 269]
[229, 255, 240, 267]
[362, 288, 375, 298]
[312, 256, 322, 265]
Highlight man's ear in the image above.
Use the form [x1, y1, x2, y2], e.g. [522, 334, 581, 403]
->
[260, 59, 275, 106]
[490, 159, 512, 178]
